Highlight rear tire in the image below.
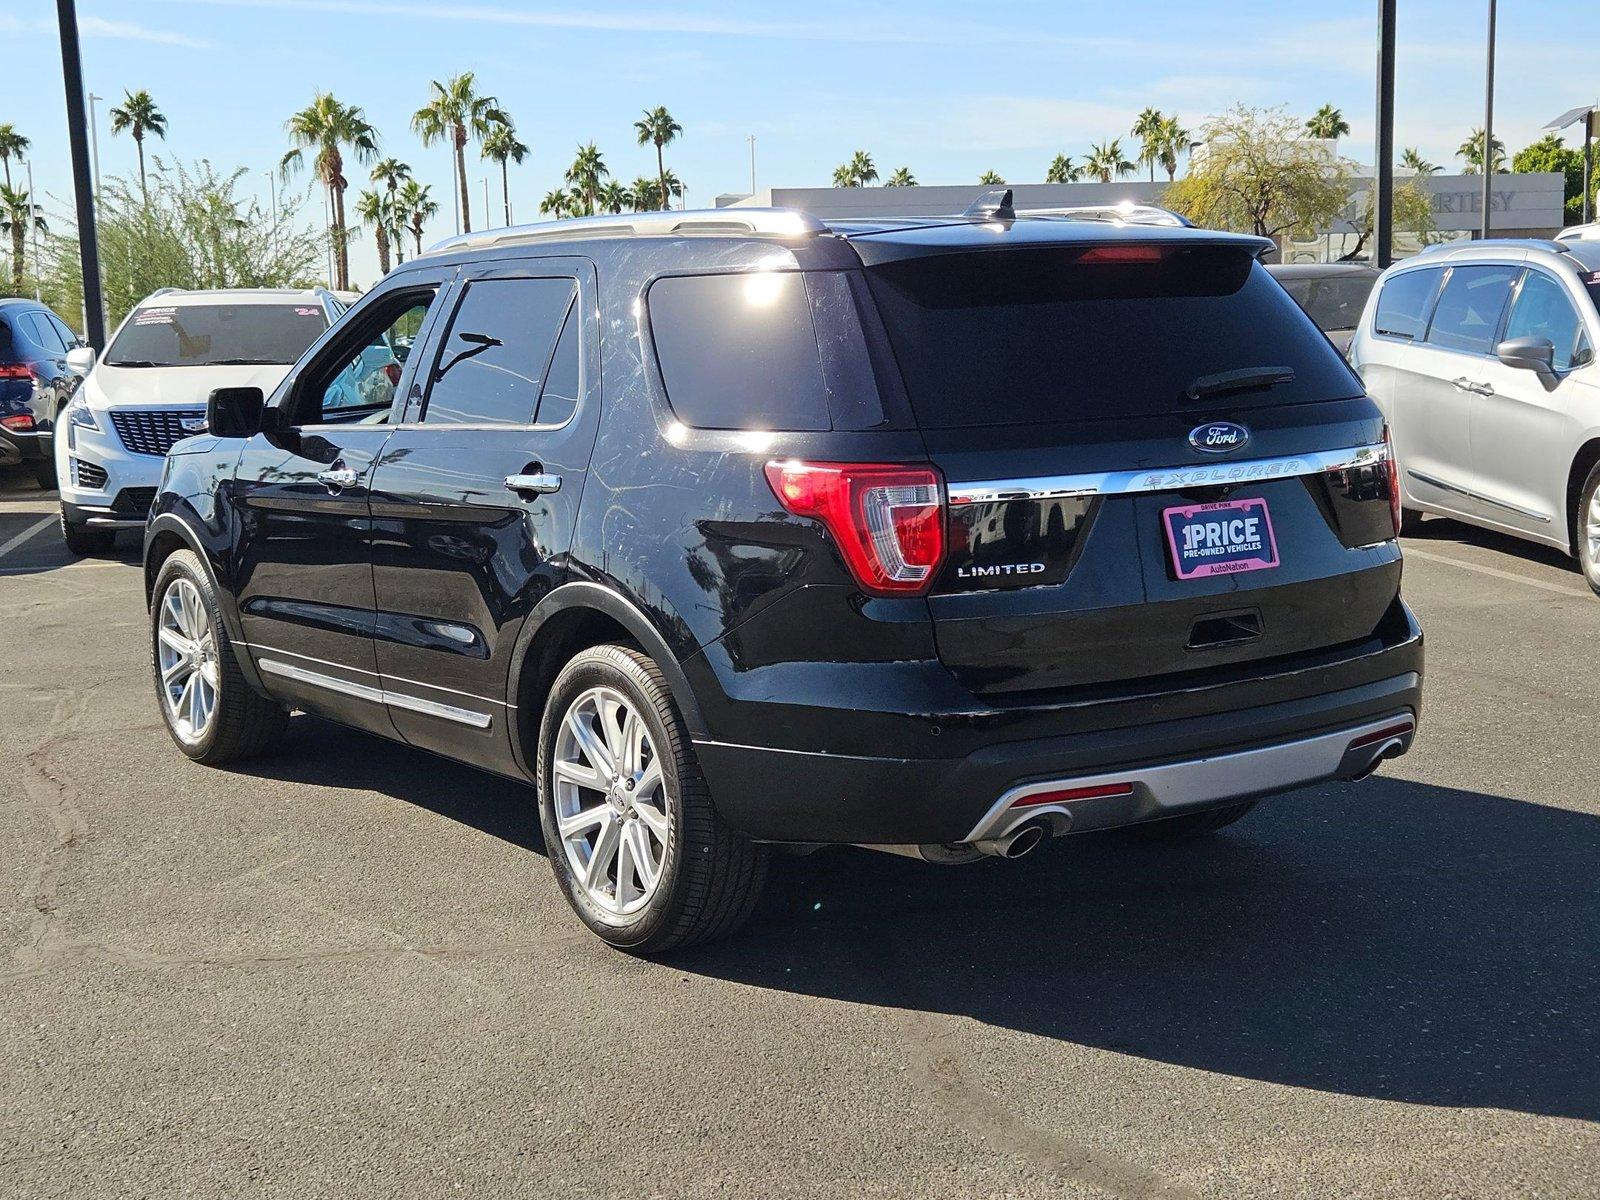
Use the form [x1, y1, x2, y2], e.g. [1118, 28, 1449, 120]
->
[1125, 801, 1257, 841]
[1576, 462, 1600, 598]
[536, 643, 767, 954]
[1398, 507, 1425, 536]
[33, 458, 57, 489]
[59, 508, 112, 557]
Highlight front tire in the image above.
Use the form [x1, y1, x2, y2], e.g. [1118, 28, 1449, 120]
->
[150, 550, 288, 764]
[33, 458, 57, 489]
[536, 643, 767, 954]
[1576, 462, 1600, 598]
[59, 508, 112, 557]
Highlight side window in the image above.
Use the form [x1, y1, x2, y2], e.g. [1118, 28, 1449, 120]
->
[647, 271, 830, 431]
[295, 288, 438, 425]
[49, 315, 81, 348]
[1425, 264, 1518, 355]
[23, 313, 67, 353]
[534, 299, 581, 426]
[1373, 268, 1442, 341]
[423, 277, 575, 426]
[1504, 271, 1585, 371]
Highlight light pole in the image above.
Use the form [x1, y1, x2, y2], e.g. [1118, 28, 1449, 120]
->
[88, 91, 103, 206]
[56, 0, 106, 348]
[482, 177, 490, 228]
[748, 135, 757, 196]
[263, 171, 278, 227]
[25, 158, 41, 300]
[1481, 0, 1497, 239]
[1374, 0, 1397, 267]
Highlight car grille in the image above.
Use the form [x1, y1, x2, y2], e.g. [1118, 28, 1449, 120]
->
[109, 408, 206, 456]
[112, 487, 157, 517]
[73, 458, 108, 489]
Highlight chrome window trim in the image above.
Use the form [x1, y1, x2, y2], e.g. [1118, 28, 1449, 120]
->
[947, 442, 1388, 506]
[256, 657, 494, 729]
[240, 641, 513, 709]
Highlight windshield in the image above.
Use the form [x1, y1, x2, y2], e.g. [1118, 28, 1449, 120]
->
[105, 303, 327, 367]
[1280, 274, 1377, 332]
[865, 246, 1361, 430]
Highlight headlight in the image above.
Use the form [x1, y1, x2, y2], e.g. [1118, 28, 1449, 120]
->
[64, 393, 102, 433]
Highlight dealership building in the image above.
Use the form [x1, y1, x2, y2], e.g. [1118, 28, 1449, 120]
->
[717, 172, 1566, 262]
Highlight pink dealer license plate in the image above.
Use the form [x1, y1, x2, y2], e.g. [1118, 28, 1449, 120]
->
[1162, 498, 1279, 580]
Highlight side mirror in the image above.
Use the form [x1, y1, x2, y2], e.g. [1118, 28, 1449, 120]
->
[206, 386, 266, 438]
[65, 346, 96, 375]
[1496, 335, 1556, 376]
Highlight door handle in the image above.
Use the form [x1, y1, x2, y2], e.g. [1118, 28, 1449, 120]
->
[1451, 376, 1475, 392]
[316, 464, 359, 491]
[504, 472, 562, 496]
[1475, 382, 1495, 396]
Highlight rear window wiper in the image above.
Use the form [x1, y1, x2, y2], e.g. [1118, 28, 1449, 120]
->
[1184, 365, 1296, 401]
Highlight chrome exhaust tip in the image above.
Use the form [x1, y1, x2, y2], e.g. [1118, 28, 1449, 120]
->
[974, 820, 1048, 860]
[1348, 736, 1407, 782]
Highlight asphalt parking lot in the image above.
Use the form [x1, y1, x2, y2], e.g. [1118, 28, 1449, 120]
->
[1, 469, 1596, 1199]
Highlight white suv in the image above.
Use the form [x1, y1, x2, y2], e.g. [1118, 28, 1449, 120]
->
[55, 288, 348, 554]
[1348, 238, 1600, 595]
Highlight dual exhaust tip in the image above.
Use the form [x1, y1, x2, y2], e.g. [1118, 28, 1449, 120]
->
[870, 819, 1050, 865]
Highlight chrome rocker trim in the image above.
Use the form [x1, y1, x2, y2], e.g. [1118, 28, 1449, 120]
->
[257, 657, 494, 729]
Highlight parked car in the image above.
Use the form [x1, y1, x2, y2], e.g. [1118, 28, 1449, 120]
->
[1348, 238, 1600, 595]
[1556, 222, 1600, 243]
[1267, 263, 1381, 354]
[55, 287, 355, 554]
[0, 298, 88, 487]
[143, 204, 1422, 953]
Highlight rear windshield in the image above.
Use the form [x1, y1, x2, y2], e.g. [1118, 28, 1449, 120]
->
[105, 303, 328, 367]
[1279, 274, 1377, 332]
[864, 246, 1361, 429]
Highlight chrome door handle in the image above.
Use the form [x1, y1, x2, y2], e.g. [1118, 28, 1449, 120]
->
[1451, 377, 1475, 392]
[1475, 382, 1495, 396]
[316, 465, 359, 490]
[505, 472, 562, 496]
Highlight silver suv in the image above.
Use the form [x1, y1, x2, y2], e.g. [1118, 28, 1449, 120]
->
[1349, 238, 1600, 594]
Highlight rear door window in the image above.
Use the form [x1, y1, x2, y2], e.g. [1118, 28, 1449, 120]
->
[1424, 265, 1518, 355]
[1504, 270, 1586, 371]
[1372, 268, 1443, 341]
[534, 300, 581, 426]
[22, 312, 67, 353]
[423, 277, 575, 426]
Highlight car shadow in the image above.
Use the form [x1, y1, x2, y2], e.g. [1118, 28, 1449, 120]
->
[1406, 513, 1581, 575]
[235, 716, 1599, 1122]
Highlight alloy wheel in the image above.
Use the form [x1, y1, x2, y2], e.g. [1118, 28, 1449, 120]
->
[1586, 487, 1600, 574]
[156, 577, 220, 744]
[552, 685, 671, 917]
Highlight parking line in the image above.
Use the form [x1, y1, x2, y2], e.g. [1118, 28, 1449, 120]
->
[0, 515, 55, 562]
[1404, 545, 1589, 598]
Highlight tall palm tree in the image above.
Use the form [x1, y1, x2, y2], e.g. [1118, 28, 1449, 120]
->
[1400, 147, 1440, 177]
[629, 177, 661, 213]
[354, 189, 393, 276]
[540, 189, 573, 219]
[564, 143, 608, 217]
[1084, 138, 1135, 183]
[0, 125, 29, 191]
[412, 72, 507, 235]
[370, 157, 411, 261]
[833, 151, 878, 187]
[0, 185, 47, 294]
[595, 180, 630, 214]
[633, 106, 682, 213]
[108, 89, 168, 201]
[1156, 115, 1190, 181]
[659, 169, 685, 209]
[884, 167, 917, 187]
[398, 179, 438, 256]
[1132, 106, 1166, 182]
[1456, 128, 1506, 174]
[1045, 154, 1078, 184]
[978, 170, 1006, 185]
[1305, 104, 1350, 142]
[282, 92, 378, 291]
[481, 121, 528, 226]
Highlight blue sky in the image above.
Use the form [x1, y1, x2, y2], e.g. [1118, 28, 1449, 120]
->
[3, 0, 1594, 287]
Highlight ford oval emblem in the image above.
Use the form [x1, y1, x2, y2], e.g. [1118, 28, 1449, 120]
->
[1189, 421, 1251, 455]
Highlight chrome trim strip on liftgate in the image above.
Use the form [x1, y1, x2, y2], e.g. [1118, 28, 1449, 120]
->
[256, 657, 494, 729]
[946, 442, 1389, 506]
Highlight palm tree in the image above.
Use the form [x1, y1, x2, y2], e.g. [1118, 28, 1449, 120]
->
[108, 89, 168, 201]
[563, 143, 609, 217]
[0, 125, 29, 191]
[633, 106, 682, 213]
[540, 189, 573, 219]
[1132, 106, 1166, 182]
[1045, 154, 1078, 184]
[659, 169, 685, 209]
[1084, 138, 1135, 183]
[398, 179, 438, 256]
[370, 157, 411, 261]
[282, 92, 378, 291]
[884, 167, 917, 187]
[1456, 128, 1506, 174]
[978, 170, 1006, 185]
[629, 177, 661, 213]
[412, 72, 507, 235]
[481, 120, 528, 226]
[833, 150, 877, 188]
[0, 185, 46, 294]
[1305, 104, 1350, 142]
[354, 190, 394, 276]
[594, 181, 630, 215]
[1156, 115, 1190, 181]
[1400, 147, 1440, 177]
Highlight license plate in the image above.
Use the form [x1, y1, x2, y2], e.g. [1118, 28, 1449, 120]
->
[1162, 498, 1279, 580]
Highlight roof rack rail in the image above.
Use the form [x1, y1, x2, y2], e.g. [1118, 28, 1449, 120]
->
[1416, 236, 1571, 256]
[148, 286, 181, 297]
[1018, 202, 1194, 228]
[423, 207, 826, 257]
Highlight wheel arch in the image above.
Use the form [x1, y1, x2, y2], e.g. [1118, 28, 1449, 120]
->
[144, 509, 264, 694]
[1566, 437, 1600, 555]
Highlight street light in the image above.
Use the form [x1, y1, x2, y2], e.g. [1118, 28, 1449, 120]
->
[55, 0, 106, 348]
[1545, 103, 1599, 225]
[88, 91, 102, 207]
[1481, 0, 1497, 239]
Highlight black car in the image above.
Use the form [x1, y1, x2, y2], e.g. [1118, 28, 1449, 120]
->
[142, 200, 1423, 953]
[1266, 263, 1382, 355]
[0, 298, 87, 487]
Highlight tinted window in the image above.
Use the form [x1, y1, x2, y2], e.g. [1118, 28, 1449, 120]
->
[648, 272, 830, 431]
[535, 300, 581, 426]
[0, 317, 11, 359]
[1372, 268, 1442, 340]
[48, 315, 80, 349]
[300, 290, 437, 424]
[1282, 274, 1377, 332]
[1425, 265, 1517, 354]
[865, 247, 1360, 429]
[22, 313, 67, 353]
[1504, 271, 1585, 371]
[105, 303, 328, 367]
[424, 278, 575, 426]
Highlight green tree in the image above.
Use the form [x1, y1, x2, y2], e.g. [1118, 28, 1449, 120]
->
[1132, 106, 1166, 182]
[353, 189, 393, 275]
[0, 124, 31, 191]
[1339, 178, 1438, 261]
[397, 179, 438, 256]
[1305, 104, 1350, 142]
[369, 157, 411, 261]
[564, 143, 609, 217]
[412, 72, 507, 235]
[1156, 115, 1190, 181]
[633, 106, 683, 213]
[540, 189, 573, 219]
[1399, 147, 1439, 177]
[884, 167, 917, 187]
[108, 89, 168, 201]
[978, 169, 1005, 185]
[1164, 105, 1351, 243]
[1457, 127, 1507, 174]
[629, 177, 660, 212]
[1, 185, 47, 293]
[1084, 138, 1135, 183]
[833, 151, 877, 187]
[281, 92, 378, 290]
[595, 180, 630, 214]
[1512, 133, 1592, 223]
[1045, 154, 1078, 184]
[481, 120, 528, 226]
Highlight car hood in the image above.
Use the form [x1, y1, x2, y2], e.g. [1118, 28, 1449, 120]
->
[84, 362, 292, 408]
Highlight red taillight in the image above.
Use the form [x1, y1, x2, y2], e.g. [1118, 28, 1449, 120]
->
[383, 362, 402, 386]
[1012, 782, 1136, 809]
[0, 363, 33, 380]
[1075, 245, 1165, 264]
[1383, 424, 1402, 534]
[0, 413, 34, 431]
[764, 459, 946, 596]
[1349, 720, 1414, 750]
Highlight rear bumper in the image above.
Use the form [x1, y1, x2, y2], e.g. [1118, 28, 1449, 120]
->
[0, 426, 49, 465]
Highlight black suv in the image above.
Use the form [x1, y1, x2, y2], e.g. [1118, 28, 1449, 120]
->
[143, 200, 1423, 952]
